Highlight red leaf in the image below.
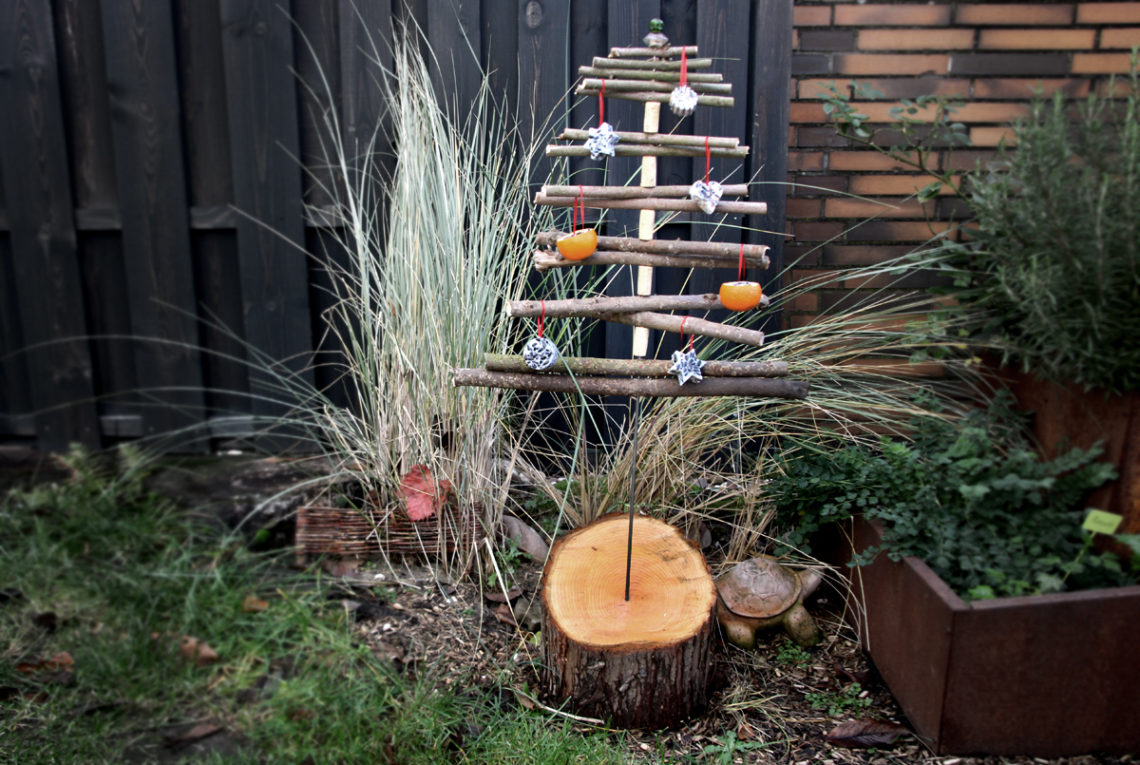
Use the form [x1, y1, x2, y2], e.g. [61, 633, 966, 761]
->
[398, 465, 452, 522]
[826, 719, 909, 749]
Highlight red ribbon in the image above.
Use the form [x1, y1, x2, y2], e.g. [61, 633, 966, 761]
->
[599, 80, 605, 125]
[738, 242, 746, 282]
[680, 316, 694, 351]
[704, 137, 711, 184]
[680, 49, 688, 89]
[537, 300, 546, 338]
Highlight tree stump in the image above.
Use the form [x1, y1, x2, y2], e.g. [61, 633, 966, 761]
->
[542, 514, 717, 728]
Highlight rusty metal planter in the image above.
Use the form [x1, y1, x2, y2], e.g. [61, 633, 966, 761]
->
[846, 519, 1140, 757]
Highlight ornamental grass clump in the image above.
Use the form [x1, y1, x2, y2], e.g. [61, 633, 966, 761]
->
[256, 31, 552, 574]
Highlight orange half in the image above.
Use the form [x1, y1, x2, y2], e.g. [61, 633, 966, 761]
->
[556, 229, 598, 261]
[719, 281, 763, 311]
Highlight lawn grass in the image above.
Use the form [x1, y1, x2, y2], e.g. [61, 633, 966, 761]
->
[0, 448, 628, 763]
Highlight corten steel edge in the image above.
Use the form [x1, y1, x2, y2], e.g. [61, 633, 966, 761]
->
[845, 519, 1140, 757]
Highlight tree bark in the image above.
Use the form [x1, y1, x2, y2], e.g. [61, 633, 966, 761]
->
[452, 369, 809, 399]
[542, 514, 717, 728]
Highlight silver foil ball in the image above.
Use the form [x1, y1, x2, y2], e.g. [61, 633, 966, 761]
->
[669, 85, 698, 118]
[523, 336, 560, 371]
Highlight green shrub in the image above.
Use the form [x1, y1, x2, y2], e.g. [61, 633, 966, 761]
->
[962, 74, 1140, 393]
[768, 394, 1135, 598]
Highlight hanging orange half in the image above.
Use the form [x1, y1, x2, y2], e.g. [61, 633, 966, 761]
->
[556, 229, 598, 261]
[719, 281, 763, 311]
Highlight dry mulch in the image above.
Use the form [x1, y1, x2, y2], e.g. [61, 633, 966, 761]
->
[337, 559, 1134, 765]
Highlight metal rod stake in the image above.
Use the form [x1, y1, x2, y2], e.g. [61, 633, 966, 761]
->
[624, 396, 643, 601]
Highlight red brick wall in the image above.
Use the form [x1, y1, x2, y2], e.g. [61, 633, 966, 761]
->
[786, 1, 1140, 326]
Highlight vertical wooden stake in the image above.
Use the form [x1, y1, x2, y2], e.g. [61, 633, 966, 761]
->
[632, 100, 661, 359]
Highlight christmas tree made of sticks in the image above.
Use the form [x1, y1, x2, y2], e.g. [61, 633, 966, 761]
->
[455, 21, 807, 402]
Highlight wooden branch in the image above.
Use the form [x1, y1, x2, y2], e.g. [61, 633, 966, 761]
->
[534, 231, 770, 260]
[536, 193, 766, 215]
[578, 66, 724, 84]
[546, 144, 748, 159]
[508, 293, 738, 316]
[593, 56, 712, 71]
[579, 77, 732, 96]
[484, 353, 789, 378]
[533, 250, 769, 272]
[556, 129, 738, 150]
[542, 184, 749, 199]
[535, 194, 768, 216]
[608, 45, 699, 58]
[607, 311, 765, 347]
[576, 88, 734, 108]
[454, 369, 808, 399]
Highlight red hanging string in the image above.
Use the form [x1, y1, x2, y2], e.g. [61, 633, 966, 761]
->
[738, 242, 746, 282]
[680, 49, 688, 89]
[537, 300, 546, 338]
[704, 137, 711, 184]
[680, 316, 693, 352]
[599, 80, 606, 125]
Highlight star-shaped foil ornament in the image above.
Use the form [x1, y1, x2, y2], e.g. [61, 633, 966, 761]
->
[668, 348, 706, 386]
[585, 122, 620, 159]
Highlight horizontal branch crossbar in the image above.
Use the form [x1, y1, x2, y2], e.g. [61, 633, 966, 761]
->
[608, 311, 765, 347]
[578, 66, 723, 84]
[484, 353, 788, 378]
[532, 250, 769, 272]
[547, 144, 748, 159]
[542, 184, 749, 199]
[534, 231, 770, 260]
[556, 129, 738, 149]
[593, 56, 712, 71]
[453, 369, 808, 399]
[507, 293, 744, 317]
[536, 194, 768, 216]
[576, 88, 733, 108]
[580, 77, 732, 95]
[608, 45, 698, 58]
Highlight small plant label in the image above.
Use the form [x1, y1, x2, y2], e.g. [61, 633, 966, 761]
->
[1082, 509, 1123, 535]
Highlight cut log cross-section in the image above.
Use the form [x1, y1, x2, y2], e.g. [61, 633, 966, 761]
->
[542, 514, 717, 728]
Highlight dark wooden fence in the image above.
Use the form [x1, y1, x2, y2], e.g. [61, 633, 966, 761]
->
[0, 0, 791, 452]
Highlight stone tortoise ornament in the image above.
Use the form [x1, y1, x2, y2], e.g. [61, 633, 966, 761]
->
[715, 555, 824, 648]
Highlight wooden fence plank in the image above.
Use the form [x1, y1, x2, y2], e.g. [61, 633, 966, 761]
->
[749, 0, 792, 307]
[482, 0, 518, 117]
[520, 0, 570, 184]
[100, 0, 205, 444]
[176, 0, 249, 422]
[0, 232, 35, 435]
[53, 0, 137, 427]
[0, 0, 100, 450]
[426, 0, 481, 114]
[220, 0, 314, 433]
